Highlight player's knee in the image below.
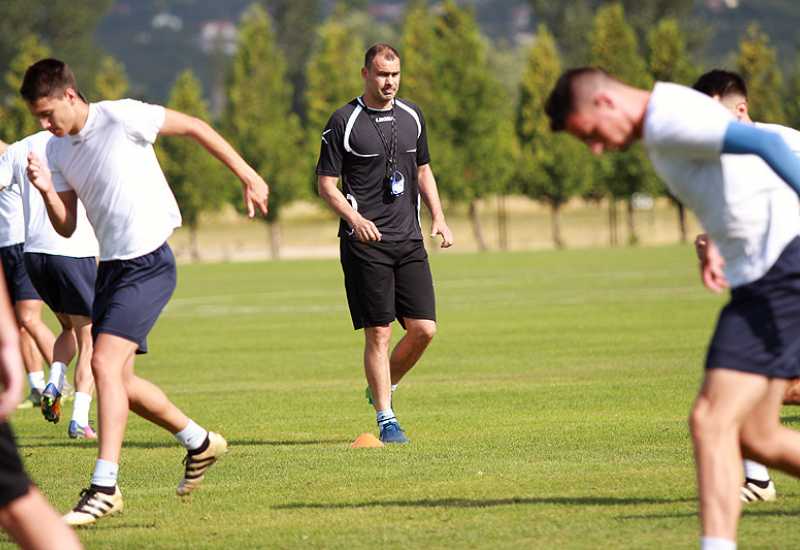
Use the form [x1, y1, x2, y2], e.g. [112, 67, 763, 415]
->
[688, 399, 725, 440]
[15, 310, 38, 331]
[366, 326, 392, 348]
[410, 321, 436, 344]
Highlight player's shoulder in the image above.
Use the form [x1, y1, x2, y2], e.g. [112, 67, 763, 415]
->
[328, 99, 361, 127]
[645, 82, 732, 141]
[5, 131, 49, 161]
[394, 97, 423, 114]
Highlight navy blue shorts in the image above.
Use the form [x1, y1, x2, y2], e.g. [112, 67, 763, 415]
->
[706, 236, 800, 379]
[92, 242, 176, 355]
[0, 243, 40, 304]
[24, 253, 96, 317]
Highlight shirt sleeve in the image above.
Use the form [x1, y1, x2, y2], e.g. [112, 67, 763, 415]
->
[46, 140, 72, 193]
[723, 121, 800, 197]
[416, 107, 431, 166]
[0, 145, 18, 190]
[643, 86, 731, 160]
[316, 114, 346, 177]
[110, 99, 166, 145]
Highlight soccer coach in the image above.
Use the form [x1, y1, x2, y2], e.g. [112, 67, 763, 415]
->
[316, 43, 453, 444]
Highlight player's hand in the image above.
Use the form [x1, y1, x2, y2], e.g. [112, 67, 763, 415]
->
[431, 217, 454, 248]
[242, 172, 269, 218]
[26, 152, 54, 194]
[351, 215, 382, 242]
[698, 236, 729, 293]
[0, 343, 24, 421]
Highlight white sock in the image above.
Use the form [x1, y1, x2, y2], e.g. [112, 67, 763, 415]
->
[376, 408, 397, 427]
[391, 384, 398, 393]
[90, 459, 118, 488]
[700, 537, 736, 550]
[743, 460, 770, 482]
[47, 361, 68, 392]
[28, 371, 45, 392]
[71, 392, 91, 426]
[174, 420, 208, 451]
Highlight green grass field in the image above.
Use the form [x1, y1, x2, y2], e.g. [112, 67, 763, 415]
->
[6, 245, 798, 549]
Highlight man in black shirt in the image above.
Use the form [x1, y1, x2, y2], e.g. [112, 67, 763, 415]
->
[317, 43, 453, 444]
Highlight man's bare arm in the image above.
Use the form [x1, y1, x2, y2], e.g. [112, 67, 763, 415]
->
[160, 109, 269, 218]
[417, 164, 453, 248]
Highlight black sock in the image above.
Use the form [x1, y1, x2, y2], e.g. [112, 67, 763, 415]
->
[745, 477, 771, 489]
[189, 435, 210, 456]
[89, 484, 116, 495]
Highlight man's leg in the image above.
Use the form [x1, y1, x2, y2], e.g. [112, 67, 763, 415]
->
[689, 368, 771, 543]
[121, 347, 227, 496]
[365, 325, 393, 412]
[0, 486, 82, 550]
[67, 316, 95, 439]
[740, 378, 800, 475]
[40, 314, 78, 424]
[14, 300, 54, 365]
[63, 333, 133, 526]
[17, 328, 45, 409]
[365, 324, 408, 443]
[389, 318, 436, 385]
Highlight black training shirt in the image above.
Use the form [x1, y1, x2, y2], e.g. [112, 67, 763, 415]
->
[316, 96, 431, 241]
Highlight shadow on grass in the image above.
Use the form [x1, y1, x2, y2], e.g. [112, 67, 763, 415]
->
[18, 437, 349, 450]
[274, 496, 695, 510]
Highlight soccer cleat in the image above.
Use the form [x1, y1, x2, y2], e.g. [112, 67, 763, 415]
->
[40, 383, 62, 423]
[17, 389, 42, 410]
[68, 420, 97, 440]
[176, 432, 228, 496]
[379, 421, 409, 444]
[740, 479, 777, 502]
[63, 486, 123, 527]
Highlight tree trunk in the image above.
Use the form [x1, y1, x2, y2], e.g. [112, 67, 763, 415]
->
[676, 201, 687, 243]
[626, 198, 638, 245]
[551, 202, 564, 249]
[497, 194, 508, 250]
[469, 200, 488, 251]
[608, 198, 618, 247]
[268, 220, 281, 259]
[189, 225, 200, 262]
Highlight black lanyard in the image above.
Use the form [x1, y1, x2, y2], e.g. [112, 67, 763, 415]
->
[366, 102, 398, 183]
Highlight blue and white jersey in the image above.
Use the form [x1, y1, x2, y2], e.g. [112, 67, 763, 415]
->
[0, 131, 98, 257]
[643, 82, 800, 287]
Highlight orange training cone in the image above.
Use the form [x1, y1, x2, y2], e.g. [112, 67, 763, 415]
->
[350, 433, 384, 448]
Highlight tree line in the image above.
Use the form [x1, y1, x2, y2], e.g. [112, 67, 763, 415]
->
[0, 1, 795, 255]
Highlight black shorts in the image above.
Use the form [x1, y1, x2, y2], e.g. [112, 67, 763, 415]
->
[92, 242, 176, 355]
[0, 244, 40, 304]
[0, 423, 31, 508]
[340, 238, 436, 330]
[706, 236, 800, 379]
[24, 253, 96, 317]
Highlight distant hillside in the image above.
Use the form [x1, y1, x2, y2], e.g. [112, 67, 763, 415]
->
[92, 0, 800, 105]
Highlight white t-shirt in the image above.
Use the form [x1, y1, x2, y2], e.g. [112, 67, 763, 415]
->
[644, 82, 800, 287]
[47, 99, 182, 261]
[0, 181, 24, 248]
[0, 131, 98, 257]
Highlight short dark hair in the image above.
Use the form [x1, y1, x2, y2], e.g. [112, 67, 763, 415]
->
[692, 69, 747, 99]
[20, 58, 81, 102]
[364, 43, 400, 70]
[545, 67, 610, 132]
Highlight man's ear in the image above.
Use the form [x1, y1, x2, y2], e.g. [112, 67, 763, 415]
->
[593, 90, 614, 109]
[735, 101, 749, 119]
